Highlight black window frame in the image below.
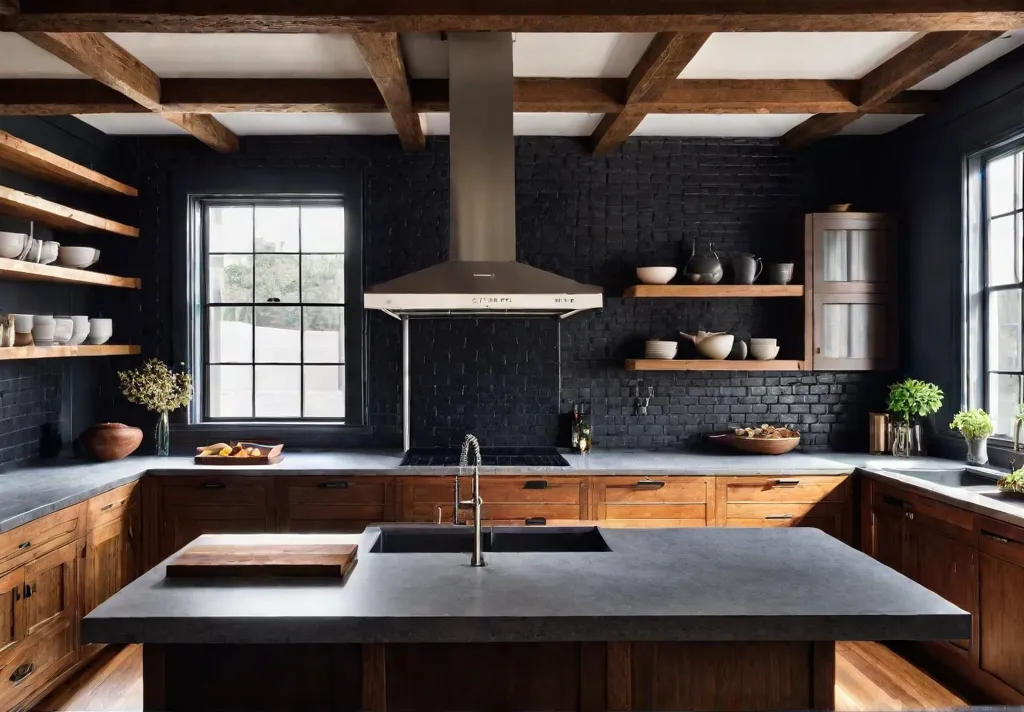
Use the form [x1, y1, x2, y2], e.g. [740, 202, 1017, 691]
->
[965, 135, 1024, 441]
[170, 168, 368, 441]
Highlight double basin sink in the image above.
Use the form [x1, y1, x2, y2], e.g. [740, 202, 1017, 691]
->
[368, 526, 611, 554]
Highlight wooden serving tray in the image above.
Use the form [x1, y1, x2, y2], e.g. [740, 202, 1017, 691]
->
[166, 543, 357, 578]
[194, 442, 283, 465]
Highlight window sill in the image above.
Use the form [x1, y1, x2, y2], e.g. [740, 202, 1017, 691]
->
[170, 422, 375, 451]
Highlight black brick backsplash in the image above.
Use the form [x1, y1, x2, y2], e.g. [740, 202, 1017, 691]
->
[115, 134, 888, 452]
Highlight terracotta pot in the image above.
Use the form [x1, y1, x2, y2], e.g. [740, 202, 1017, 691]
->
[80, 423, 143, 461]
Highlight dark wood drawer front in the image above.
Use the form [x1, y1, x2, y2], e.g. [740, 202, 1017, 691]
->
[0, 505, 85, 577]
[161, 478, 272, 507]
[284, 479, 388, 506]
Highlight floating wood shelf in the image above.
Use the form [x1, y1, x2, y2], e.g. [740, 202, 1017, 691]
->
[0, 345, 140, 361]
[0, 257, 140, 289]
[624, 285, 805, 298]
[0, 131, 138, 197]
[0, 185, 139, 237]
[626, 359, 805, 372]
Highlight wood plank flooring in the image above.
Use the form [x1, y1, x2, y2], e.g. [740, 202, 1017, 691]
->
[34, 641, 965, 711]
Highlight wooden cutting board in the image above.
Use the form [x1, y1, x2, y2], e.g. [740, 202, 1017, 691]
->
[166, 544, 357, 579]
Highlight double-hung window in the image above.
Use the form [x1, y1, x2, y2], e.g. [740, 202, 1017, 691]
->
[200, 199, 358, 422]
[980, 146, 1024, 436]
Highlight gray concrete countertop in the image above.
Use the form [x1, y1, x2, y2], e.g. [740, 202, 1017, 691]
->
[82, 528, 969, 645]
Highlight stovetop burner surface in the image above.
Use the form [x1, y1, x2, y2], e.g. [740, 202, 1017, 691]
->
[399, 446, 570, 467]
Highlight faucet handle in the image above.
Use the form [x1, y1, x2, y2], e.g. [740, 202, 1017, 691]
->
[434, 505, 443, 524]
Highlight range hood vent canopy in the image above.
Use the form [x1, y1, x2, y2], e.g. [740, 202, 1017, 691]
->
[364, 33, 603, 318]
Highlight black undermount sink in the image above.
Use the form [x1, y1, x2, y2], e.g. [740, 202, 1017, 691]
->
[368, 526, 611, 554]
[886, 468, 999, 488]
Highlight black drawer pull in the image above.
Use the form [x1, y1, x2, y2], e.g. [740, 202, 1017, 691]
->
[635, 481, 665, 489]
[882, 495, 905, 508]
[17, 541, 30, 550]
[982, 531, 1012, 545]
[523, 481, 549, 490]
[765, 514, 795, 520]
[525, 517, 547, 526]
[100, 502, 116, 511]
[9, 662, 33, 684]
[199, 483, 227, 489]
[774, 479, 800, 487]
[23, 584, 32, 599]
[318, 481, 350, 489]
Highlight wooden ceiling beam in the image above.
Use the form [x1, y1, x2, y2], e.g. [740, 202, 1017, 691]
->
[592, 32, 711, 155]
[0, 78, 939, 116]
[6, 1, 1024, 32]
[351, 32, 424, 151]
[19, 31, 239, 152]
[782, 30, 1005, 150]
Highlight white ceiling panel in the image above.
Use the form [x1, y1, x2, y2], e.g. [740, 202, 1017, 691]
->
[424, 112, 604, 136]
[0, 33, 86, 78]
[680, 32, 921, 79]
[912, 30, 1024, 90]
[402, 32, 656, 78]
[839, 114, 923, 135]
[633, 114, 813, 137]
[105, 33, 371, 78]
[214, 113, 397, 135]
[74, 114, 189, 135]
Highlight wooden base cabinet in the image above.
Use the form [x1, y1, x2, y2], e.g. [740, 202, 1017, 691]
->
[717, 475, 851, 541]
[977, 516, 1024, 701]
[591, 477, 711, 527]
[277, 477, 394, 533]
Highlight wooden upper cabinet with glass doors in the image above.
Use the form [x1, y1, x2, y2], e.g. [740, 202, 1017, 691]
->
[807, 212, 897, 370]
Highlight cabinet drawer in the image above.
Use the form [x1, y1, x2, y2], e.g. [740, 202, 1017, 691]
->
[723, 476, 847, 503]
[404, 478, 582, 506]
[726, 502, 845, 520]
[161, 477, 271, 507]
[978, 516, 1024, 567]
[278, 478, 390, 531]
[283, 479, 387, 506]
[602, 478, 708, 504]
[86, 482, 138, 531]
[0, 616, 75, 710]
[605, 504, 707, 520]
[0, 505, 85, 577]
[413, 503, 583, 524]
[600, 519, 707, 529]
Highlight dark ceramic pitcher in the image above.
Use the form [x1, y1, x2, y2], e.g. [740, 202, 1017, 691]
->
[732, 254, 762, 284]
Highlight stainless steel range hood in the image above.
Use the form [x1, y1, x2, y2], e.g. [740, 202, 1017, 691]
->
[364, 33, 603, 318]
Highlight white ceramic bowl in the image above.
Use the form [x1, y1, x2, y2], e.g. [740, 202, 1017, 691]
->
[694, 334, 735, 360]
[32, 322, 55, 343]
[636, 266, 678, 285]
[88, 318, 113, 344]
[33, 314, 54, 325]
[750, 338, 778, 348]
[13, 314, 33, 333]
[57, 246, 100, 269]
[0, 232, 27, 259]
[39, 241, 59, 265]
[53, 318, 73, 344]
[750, 344, 781, 361]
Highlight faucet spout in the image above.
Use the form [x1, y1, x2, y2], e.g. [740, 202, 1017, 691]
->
[455, 434, 485, 567]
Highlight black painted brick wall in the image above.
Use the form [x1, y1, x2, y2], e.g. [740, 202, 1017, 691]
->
[114, 134, 889, 452]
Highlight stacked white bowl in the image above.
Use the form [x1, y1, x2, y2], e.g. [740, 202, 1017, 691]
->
[645, 340, 678, 360]
[65, 315, 90, 345]
[87, 318, 113, 345]
[0, 232, 28, 259]
[53, 317, 74, 345]
[32, 315, 56, 347]
[750, 338, 780, 360]
[57, 246, 100, 269]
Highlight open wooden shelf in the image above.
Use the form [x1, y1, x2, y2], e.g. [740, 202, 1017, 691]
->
[0, 131, 138, 197]
[0, 257, 140, 289]
[0, 186, 139, 237]
[626, 359, 805, 371]
[0, 344, 140, 361]
[624, 284, 804, 298]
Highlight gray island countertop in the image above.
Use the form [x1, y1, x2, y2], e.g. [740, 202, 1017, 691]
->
[82, 527, 969, 645]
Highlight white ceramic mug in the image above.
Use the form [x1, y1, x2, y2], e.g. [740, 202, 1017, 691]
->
[33, 314, 54, 325]
[32, 322, 56, 343]
[53, 318, 73, 344]
[12, 314, 33, 333]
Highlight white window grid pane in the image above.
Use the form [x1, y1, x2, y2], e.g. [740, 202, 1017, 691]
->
[204, 201, 347, 420]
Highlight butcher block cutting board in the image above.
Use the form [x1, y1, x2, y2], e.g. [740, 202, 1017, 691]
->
[166, 544, 357, 579]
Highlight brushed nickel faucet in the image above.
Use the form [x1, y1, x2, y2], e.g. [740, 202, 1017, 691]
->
[455, 434, 485, 567]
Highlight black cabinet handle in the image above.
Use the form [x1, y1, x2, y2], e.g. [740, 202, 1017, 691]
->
[17, 541, 30, 550]
[774, 479, 800, 487]
[765, 514, 795, 520]
[100, 502, 116, 511]
[199, 483, 226, 489]
[318, 481, 350, 489]
[882, 495, 905, 508]
[523, 481, 548, 490]
[23, 584, 32, 599]
[982, 530, 1013, 545]
[635, 481, 665, 489]
[9, 662, 33, 684]
[525, 517, 547, 526]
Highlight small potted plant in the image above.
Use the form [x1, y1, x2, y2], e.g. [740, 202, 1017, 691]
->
[887, 378, 944, 457]
[998, 467, 1024, 497]
[949, 409, 994, 465]
[118, 359, 193, 456]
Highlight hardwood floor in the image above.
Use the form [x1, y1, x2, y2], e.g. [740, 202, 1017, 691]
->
[33, 642, 964, 711]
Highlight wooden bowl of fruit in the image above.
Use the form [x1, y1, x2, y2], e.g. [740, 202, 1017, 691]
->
[195, 442, 284, 465]
[712, 425, 801, 455]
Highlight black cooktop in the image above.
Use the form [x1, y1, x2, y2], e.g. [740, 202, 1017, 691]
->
[400, 446, 571, 467]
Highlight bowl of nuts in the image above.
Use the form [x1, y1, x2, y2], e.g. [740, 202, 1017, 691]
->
[715, 424, 801, 455]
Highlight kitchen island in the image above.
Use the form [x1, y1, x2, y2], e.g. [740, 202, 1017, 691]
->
[83, 527, 968, 712]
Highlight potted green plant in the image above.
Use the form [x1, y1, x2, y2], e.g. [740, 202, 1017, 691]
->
[949, 409, 994, 465]
[118, 359, 193, 456]
[886, 379, 944, 457]
[998, 467, 1024, 496]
